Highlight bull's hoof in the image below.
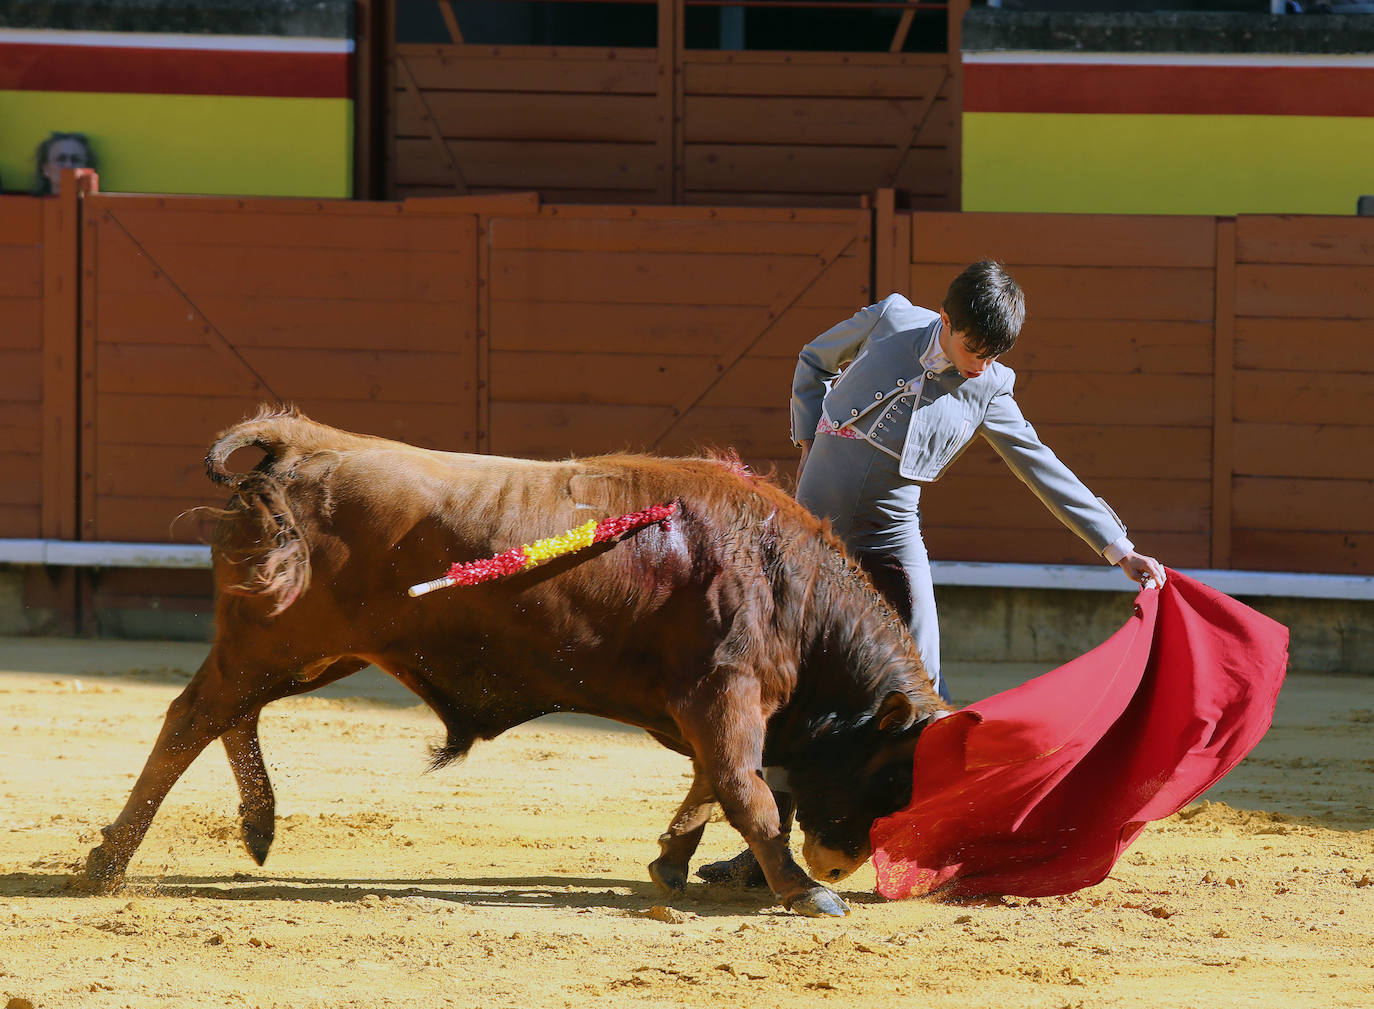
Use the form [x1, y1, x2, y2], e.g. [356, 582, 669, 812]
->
[240, 818, 274, 866]
[648, 857, 688, 894]
[695, 849, 767, 888]
[787, 886, 850, 918]
[83, 845, 126, 894]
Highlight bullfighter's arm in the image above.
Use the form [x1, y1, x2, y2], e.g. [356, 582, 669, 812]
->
[789, 297, 894, 447]
[978, 371, 1165, 585]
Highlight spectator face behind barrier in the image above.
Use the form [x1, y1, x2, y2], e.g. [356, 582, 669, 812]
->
[34, 132, 96, 195]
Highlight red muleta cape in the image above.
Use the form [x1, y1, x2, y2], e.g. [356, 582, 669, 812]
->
[870, 569, 1289, 900]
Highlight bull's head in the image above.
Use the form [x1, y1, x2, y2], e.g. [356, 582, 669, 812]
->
[786, 690, 930, 883]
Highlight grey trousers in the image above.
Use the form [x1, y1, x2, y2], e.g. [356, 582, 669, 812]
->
[796, 434, 950, 703]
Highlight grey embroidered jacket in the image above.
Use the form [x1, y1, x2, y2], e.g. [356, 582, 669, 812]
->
[789, 293, 1129, 556]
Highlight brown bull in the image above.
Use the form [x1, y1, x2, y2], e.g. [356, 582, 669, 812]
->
[84, 408, 949, 917]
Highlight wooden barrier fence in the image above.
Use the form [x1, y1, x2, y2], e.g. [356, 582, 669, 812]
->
[387, 0, 966, 209]
[2, 189, 1370, 604]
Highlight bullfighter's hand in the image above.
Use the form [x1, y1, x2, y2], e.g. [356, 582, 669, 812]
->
[797, 439, 813, 482]
[1118, 550, 1166, 589]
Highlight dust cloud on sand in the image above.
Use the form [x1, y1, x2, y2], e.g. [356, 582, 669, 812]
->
[1, 637, 1371, 1008]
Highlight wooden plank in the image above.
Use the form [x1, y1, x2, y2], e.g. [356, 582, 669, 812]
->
[96, 344, 474, 402]
[491, 352, 718, 406]
[1233, 422, 1374, 480]
[1235, 318, 1374, 374]
[0, 247, 43, 298]
[0, 452, 41, 505]
[0, 299, 43, 350]
[96, 207, 469, 252]
[0, 197, 43, 241]
[94, 241, 471, 302]
[1002, 320, 1215, 375]
[949, 426, 1213, 482]
[876, 189, 896, 310]
[1233, 372, 1371, 425]
[685, 144, 956, 196]
[96, 394, 477, 451]
[684, 57, 950, 99]
[1236, 264, 1374, 319]
[489, 402, 795, 460]
[394, 138, 661, 190]
[489, 248, 866, 307]
[684, 95, 955, 147]
[398, 184, 659, 205]
[95, 293, 473, 351]
[656, 0, 677, 205]
[945, 0, 966, 211]
[397, 46, 659, 94]
[40, 191, 79, 542]
[96, 444, 215, 501]
[1212, 219, 1236, 569]
[0, 503, 41, 538]
[1010, 371, 1213, 427]
[883, 68, 948, 188]
[1230, 529, 1372, 575]
[681, 190, 872, 210]
[911, 264, 1216, 322]
[923, 527, 1211, 568]
[488, 300, 846, 356]
[0, 402, 41, 440]
[1236, 215, 1374, 266]
[0, 350, 42, 401]
[87, 193, 410, 218]
[526, 204, 867, 224]
[648, 221, 864, 448]
[395, 51, 468, 194]
[80, 194, 100, 539]
[910, 213, 1217, 269]
[90, 494, 222, 543]
[476, 207, 493, 452]
[396, 91, 660, 142]
[1233, 476, 1374, 533]
[920, 474, 1213, 534]
[486, 215, 867, 254]
[402, 191, 540, 216]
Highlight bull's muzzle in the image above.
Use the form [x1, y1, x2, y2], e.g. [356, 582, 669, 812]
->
[802, 835, 869, 883]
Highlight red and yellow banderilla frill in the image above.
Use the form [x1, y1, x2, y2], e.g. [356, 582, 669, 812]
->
[407, 502, 677, 597]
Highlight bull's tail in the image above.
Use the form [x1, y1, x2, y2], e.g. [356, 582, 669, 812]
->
[206, 405, 323, 615]
[206, 403, 311, 488]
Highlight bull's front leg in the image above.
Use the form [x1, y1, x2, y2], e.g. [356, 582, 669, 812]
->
[695, 787, 793, 888]
[648, 761, 715, 893]
[675, 677, 849, 918]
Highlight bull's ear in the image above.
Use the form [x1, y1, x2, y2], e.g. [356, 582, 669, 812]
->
[876, 690, 918, 733]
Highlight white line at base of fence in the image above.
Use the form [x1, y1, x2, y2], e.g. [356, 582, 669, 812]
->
[1, 539, 1372, 601]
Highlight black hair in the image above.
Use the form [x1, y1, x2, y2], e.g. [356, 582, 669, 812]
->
[942, 259, 1025, 359]
[32, 132, 97, 195]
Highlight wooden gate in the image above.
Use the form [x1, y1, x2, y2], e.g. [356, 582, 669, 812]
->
[386, 0, 964, 208]
[78, 193, 486, 544]
[480, 203, 872, 473]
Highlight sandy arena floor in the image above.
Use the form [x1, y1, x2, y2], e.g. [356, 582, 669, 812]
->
[1, 635, 1371, 1009]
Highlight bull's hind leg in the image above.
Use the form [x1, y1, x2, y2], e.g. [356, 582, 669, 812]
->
[222, 658, 368, 866]
[84, 647, 294, 892]
[222, 713, 274, 865]
[647, 763, 715, 893]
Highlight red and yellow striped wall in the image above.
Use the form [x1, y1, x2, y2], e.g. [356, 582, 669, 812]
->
[0, 28, 353, 197]
[963, 53, 1374, 215]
